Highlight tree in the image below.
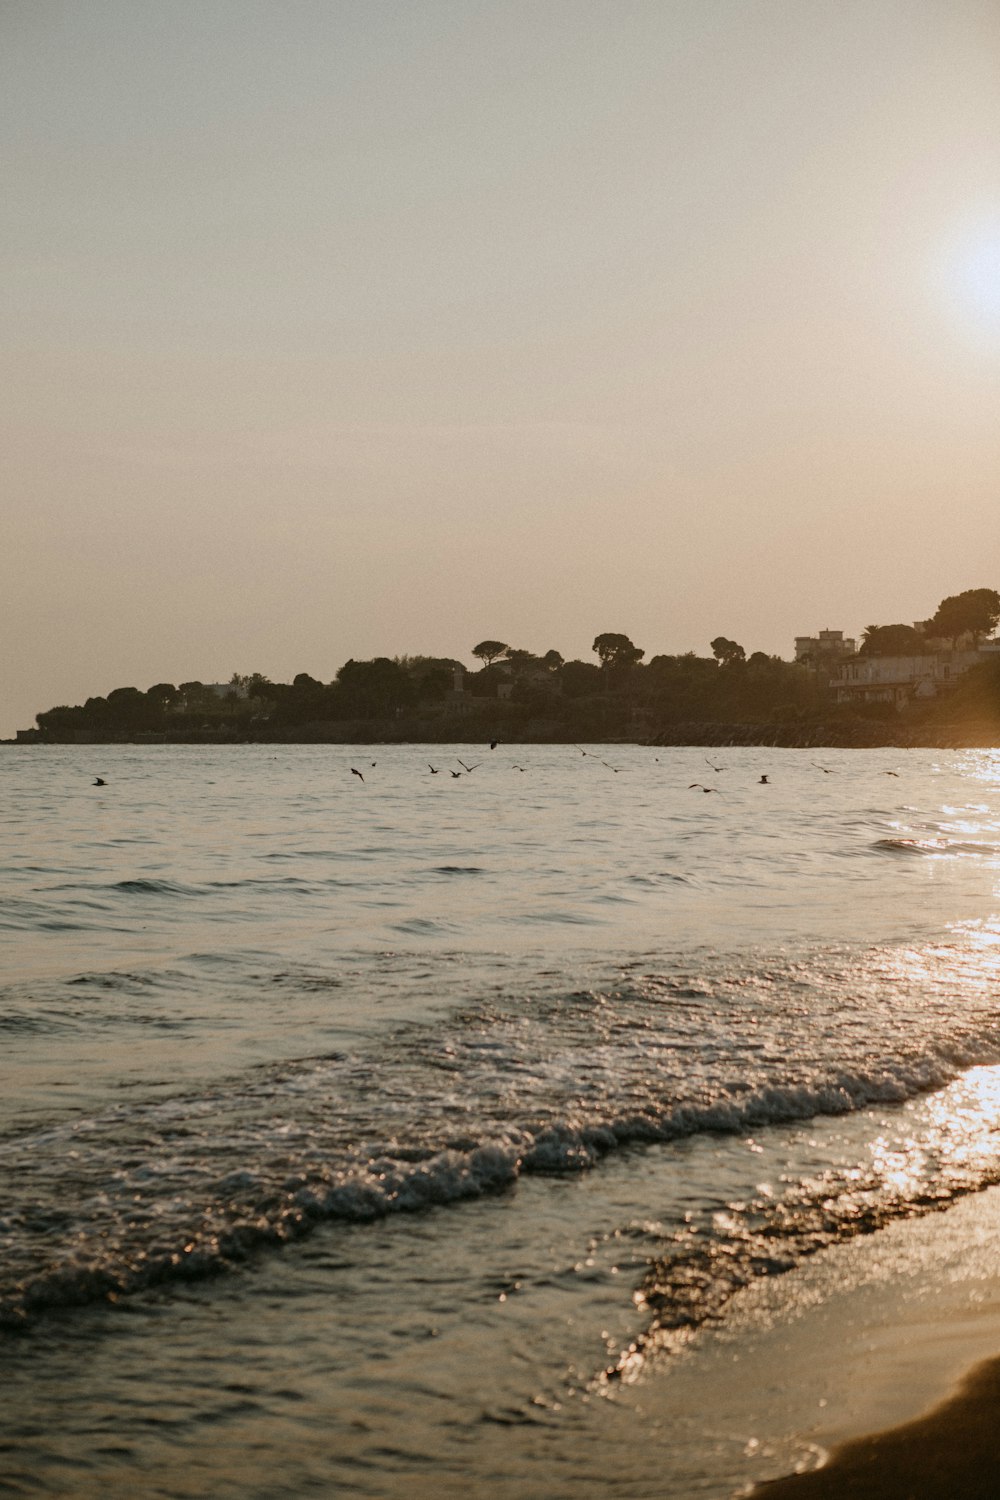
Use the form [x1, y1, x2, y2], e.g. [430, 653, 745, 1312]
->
[710, 637, 746, 667]
[592, 633, 644, 670]
[336, 657, 413, 717]
[560, 659, 602, 697]
[932, 656, 1000, 729]
[269, 673, 334, 727]
[394, 655, 461, 675]
[395, 656, 462, 703]
[928, 589, 1000, 647]
[541, 649, 564, 671]
[472, 640, 509, 667]
[412, 667, 451, 703]
[36, 704, 86, 738]
[228, 672, 272, 697]
[105, 686, 154, 728]
[859, 624, 926, 657]
[178, 681, 209, 711]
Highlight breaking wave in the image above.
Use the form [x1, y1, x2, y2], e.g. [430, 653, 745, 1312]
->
[5, 936, 1000, 1332]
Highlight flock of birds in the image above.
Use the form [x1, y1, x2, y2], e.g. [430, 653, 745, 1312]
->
[91, 752, 904, 790]
[348, 753, 519, 782]
[335, 749, 903, 788]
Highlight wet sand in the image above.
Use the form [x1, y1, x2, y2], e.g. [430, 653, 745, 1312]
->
[754, 1354, 1000, 1498]
[621, 1177, 1000, 1496]
[714, 1182, 1000, 1497]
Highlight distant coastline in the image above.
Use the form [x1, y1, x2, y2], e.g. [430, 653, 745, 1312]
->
[7, 720, 998, 750]
[13, 595, 1000, 750]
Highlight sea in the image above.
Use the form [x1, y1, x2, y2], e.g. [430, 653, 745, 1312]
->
[3, 743, 1000, 1498]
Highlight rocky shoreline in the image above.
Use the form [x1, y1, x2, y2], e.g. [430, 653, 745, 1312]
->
[647, 720, 1000, 749]
[8, 718, 999, 750]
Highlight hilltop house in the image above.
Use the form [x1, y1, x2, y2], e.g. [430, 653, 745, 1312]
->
[794, 629, 857, 664]
[445, 659, 558, 712]
[832, 643, 999, 708]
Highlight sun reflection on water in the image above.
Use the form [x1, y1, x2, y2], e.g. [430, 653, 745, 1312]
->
[882, 753, 1000, 877]
[868, 1063, 1000, 1198]
[608, 924, 1000, 1388]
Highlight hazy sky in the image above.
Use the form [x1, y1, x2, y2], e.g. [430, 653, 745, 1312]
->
[3, 0, 999, 737]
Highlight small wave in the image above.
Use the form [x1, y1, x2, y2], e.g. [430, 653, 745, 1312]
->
[431, 866, 487, 876]
[390, 918, 454, 935]
[515, 910, 599, 925]
[3, 1033, 996, 1332]
[204, 875, 346, 893]
[267, 971, 343, 991]
[66, 969, 180, 990]
[7, 936, 1000, 1333]
[873, 837, 1000, 858]
[112, 878, 201, 896]
[47, 872, 355, 905]
[872, 838, 947, 855]
[0, 1012, 59, 1035]
[606, 1078, 1000, 1384]
[40, 878, 203, 896]
[0, 896, 99, 932]
[259, 850, 342, 861]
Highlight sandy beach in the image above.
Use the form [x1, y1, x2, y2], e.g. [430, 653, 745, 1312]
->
[755, 1351, 1000, 1497]
[649, 1181, 1000, 1497]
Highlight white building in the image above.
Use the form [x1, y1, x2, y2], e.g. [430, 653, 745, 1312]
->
[833, 645, 997, 708]
[794, 629, 857, 663]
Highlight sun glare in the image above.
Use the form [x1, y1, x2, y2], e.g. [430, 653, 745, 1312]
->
[943, 223, 1000, 344]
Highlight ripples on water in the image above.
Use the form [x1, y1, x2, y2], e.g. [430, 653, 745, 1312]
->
[2, 744, 1000, 1496]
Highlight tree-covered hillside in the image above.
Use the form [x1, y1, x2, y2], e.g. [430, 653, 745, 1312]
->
[23, 588, 1000, 746]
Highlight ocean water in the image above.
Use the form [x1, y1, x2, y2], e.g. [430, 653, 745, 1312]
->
[3, 743, 1000, 1497]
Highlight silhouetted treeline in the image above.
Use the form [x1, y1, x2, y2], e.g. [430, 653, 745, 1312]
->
[22, 627, 1000, 746]
[857, 589, 1000, 657]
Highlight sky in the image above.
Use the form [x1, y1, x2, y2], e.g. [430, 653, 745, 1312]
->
[3, 0, 999, 737]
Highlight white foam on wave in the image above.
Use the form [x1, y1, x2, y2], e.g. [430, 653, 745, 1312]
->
[4, 1006, 1000, 1332]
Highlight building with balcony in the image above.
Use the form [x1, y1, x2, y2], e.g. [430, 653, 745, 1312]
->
[794, 629, 857, 663]
[832, 643, 999, 707]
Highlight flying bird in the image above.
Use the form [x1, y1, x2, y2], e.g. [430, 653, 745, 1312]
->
[689, 783, 721, 793]
[351, 768, 364, 782]
[93, 777, 106, 786]
[489, 741, 498, 749]
[758, 775, 769, 784]
[457, 760, 481, 773]
[883, 770, 900, 777]
[705, 758, 725, 773]
[812, 763, 834, 773]
[428, 765, 440, 774]
[450, 770, 462, 778]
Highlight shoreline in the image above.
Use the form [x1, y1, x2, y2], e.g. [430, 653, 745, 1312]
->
[5, 725, 999, 749]
[621, 1178, 1000, 1498]
[731, 1183, 1000, 1497]
[753, 1353, 1000, 1497]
